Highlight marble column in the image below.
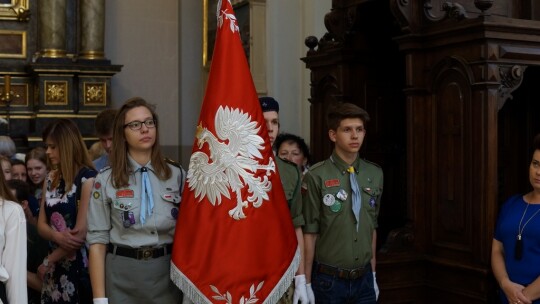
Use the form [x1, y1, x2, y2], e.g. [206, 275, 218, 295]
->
[79, 0, 105, 59]
[39, 0, 67, 58]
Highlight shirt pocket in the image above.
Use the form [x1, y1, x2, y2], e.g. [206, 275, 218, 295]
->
[320, 188, 345, 216]
[156, 186, 181, 222]
[112, 199, 139, 228]
[361, 187, 381, 208]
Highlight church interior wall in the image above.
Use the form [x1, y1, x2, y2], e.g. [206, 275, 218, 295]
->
[104, 0, 330, 166]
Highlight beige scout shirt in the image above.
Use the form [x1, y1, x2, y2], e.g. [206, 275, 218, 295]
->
[303, 151, 383, 269]
[87, 157, 185, 248]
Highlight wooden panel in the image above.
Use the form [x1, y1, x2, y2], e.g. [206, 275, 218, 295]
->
[432, 70, 473, 260]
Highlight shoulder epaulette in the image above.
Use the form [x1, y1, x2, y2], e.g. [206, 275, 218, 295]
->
[361, 158, 382, 169]
[308, 160, 326, 171]
[165, 157, 183, 169]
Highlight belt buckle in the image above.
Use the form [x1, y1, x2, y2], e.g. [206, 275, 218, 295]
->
[349, 269, 360, 280]
[137, 247, 153, 260]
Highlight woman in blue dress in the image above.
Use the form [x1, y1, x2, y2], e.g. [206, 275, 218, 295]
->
[37, 119, 97, 304]
[492, 134, 540, 304]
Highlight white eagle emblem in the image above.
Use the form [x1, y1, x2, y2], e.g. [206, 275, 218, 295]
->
[187, 106, 275, 220]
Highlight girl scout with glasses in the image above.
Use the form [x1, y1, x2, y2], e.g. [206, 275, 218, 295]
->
[87, 97, 185, 303]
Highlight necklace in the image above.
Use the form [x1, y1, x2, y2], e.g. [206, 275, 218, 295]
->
[514, 202, 540, 260]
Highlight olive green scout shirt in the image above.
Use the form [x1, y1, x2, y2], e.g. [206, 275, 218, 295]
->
[276, 156, 304, 228]
[303, 151, 383, 269]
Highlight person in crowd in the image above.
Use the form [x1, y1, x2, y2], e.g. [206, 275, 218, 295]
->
[303, 102, 383, 303]
[0, 135, 16, 159]
[259, 96, 308, 304]
[26, 147, 48, 204]
[93, 108, 117, 171]
[11, 158, 39, 223]
[0, 155, 11, 180]
[8, 179, 49, 304]
[88, 142, 105, 161]
[0, 166, 27, 304]
[11, 158, 28, 182]
[274, 132, 312, 176]
[37, 119, 97, 304]
[492, 134, 540, 304]
[87, 97, 185, 304]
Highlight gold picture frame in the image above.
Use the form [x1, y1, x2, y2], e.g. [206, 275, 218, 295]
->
[0, 0, 30, 21]
[203, 0, 218, 68]
[203, 0, 250, 69]
[0, 30, 26, 58]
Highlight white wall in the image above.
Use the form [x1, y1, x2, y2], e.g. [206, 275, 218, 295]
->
[104, 0, 331, 165]
[104, 0, 181, 160]
[266, 0, 329, 144]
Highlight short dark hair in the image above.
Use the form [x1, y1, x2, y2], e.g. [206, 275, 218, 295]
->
[95, 108, 118, 137]
[10, 158, 25, 167]
[273, 133, 311, 165]
[534, 133, 540, 151]
[7, 178, 30, 203]
[326, 102, 370, 131]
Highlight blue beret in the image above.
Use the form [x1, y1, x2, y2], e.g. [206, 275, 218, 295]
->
[259, 97, 279, 113]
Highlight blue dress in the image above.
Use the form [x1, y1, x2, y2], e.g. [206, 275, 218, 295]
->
[494, 194, 540, 304]
[41, 167, 96, 304]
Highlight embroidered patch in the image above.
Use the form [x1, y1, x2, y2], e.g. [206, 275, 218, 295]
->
[324, 179, 340, 188]
[162, 192, 180, 204]
[94, 182, 101, 189]
[171, 207, 179, 219]
[93, 191, 100, 199]
[116, 189, 134, 198]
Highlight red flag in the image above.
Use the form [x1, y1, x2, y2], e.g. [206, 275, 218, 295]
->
[171, 1, 299, 303]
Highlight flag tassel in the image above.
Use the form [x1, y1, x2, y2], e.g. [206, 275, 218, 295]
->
[171, 247, 300, 304]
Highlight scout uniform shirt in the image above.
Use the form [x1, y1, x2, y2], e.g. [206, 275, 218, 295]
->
[87, 156, 185, 248]
[302, 151, 383, 269]
[276, 156, 304, 228]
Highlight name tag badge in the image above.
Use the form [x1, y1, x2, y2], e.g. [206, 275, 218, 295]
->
[324, 179, 340, 188]
[116, 189, 134, 198]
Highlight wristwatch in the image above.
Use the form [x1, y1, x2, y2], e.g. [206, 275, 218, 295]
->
[43, 256, 49, 267]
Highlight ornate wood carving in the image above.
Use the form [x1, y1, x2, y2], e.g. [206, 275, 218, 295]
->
[498, 65, 526, 110]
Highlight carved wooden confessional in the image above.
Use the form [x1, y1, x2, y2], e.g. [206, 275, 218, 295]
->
[303, 0, 540, 302]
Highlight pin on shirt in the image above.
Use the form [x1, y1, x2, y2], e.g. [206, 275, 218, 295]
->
[122, 211, 136, 228]
[323, 194, 335, 206]
[336, 189, 348, 201]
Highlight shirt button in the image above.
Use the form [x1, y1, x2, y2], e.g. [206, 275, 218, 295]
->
[355, 257, 359, 260]
[151, 231, 155, 234]
[354, 238, 357, 242]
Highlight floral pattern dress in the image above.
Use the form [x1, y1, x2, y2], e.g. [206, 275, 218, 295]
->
[41, 167, 96, 304]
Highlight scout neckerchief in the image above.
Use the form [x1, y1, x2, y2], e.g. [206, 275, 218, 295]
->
[348, 166, 361, 231]
[139, 166, 154, 225]
[330, 154, 361, 231]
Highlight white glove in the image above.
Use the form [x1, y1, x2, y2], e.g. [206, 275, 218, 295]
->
[93, 298, 109, 304]
[306, 283, 315, 304]
[373, 272, 379, 301]
[293, 275, 308, 304]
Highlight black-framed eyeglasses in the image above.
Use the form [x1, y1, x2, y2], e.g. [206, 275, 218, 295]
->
[124, 119, 157, 130]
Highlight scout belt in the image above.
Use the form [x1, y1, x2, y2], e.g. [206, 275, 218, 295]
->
[108, 243, 173, 260]
[315, 261, 369, 280]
